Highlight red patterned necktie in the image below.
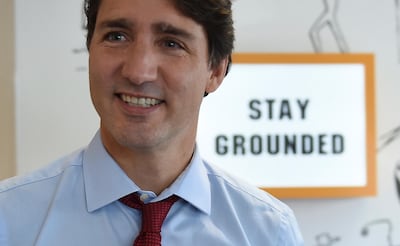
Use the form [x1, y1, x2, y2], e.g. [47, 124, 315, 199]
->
[119, 193, 179, 246]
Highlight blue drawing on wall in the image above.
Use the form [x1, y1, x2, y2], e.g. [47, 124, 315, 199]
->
[309, 0, 349, 53]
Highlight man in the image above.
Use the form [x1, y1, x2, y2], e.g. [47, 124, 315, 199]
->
[0, 0, 304, 245]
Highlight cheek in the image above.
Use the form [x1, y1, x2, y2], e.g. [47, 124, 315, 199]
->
[89, 54, 115, 93]
[178, 73, 209, 112]
[89, 48, 119, 79]
[174, 63, 211, 92]
[88, 65, 113, 114]
[174, 75, 206, 105]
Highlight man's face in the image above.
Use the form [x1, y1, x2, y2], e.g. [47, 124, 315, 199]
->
[88, 0, 225, 152]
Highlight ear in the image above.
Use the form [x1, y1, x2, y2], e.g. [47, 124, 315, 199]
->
[205, 57, 230, 94]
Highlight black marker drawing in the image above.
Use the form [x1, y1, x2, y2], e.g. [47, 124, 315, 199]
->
[72, 2, 88, 72]
[309, 0, 349, 53]
[361, 219, 400, 246]
[72, 47, 88, 72]
[378, 125, 400, 152]
[314, 232, 340, 246]
[395, 162, 400, 203]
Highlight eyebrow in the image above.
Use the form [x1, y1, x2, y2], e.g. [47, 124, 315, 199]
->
[152, 22, 195, 40]
[97, 18, 134, 30]
[97, 18, 195, 40]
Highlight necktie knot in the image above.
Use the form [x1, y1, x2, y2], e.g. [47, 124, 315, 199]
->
[119, 193, 179, 246]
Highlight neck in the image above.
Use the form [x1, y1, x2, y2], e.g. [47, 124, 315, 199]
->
[102, 133, 195, 195]
[122, 146, 194, 195]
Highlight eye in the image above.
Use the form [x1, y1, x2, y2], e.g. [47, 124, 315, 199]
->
[104, 32, 127, 42]
[163, 39, 183, 49]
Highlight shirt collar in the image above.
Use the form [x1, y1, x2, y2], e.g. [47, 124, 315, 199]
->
[83, 131, 140, 212]
[82, 131, 211, 215]
[166, 148, 211, 215]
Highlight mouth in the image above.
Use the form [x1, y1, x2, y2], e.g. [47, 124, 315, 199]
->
[119, 94, 163, 108]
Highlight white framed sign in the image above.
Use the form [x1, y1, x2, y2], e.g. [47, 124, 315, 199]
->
[198, 53, 376, 198]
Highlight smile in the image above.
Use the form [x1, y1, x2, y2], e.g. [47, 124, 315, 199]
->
[120, 94, 162, 108]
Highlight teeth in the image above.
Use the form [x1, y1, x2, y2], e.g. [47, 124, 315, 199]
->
[120, 94, 161, 107]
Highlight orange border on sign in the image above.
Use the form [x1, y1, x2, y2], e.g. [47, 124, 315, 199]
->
[232, 53, 376, 199]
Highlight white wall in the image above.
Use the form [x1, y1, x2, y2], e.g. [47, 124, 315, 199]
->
[15, 0, 400, 245]
[15, 0, 98, 174]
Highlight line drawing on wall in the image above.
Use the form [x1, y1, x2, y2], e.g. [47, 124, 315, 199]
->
[395, 162, 400, 202]
[361, 219, 400, 246]
[309, 0, 349, 53]
[378, 125, 400, 152]
[314, 232, 340, 246]
[72, 3, 88, 72]
[72, 47, 88, 72]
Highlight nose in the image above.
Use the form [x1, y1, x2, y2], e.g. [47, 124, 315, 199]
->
[121, 42, 158, 85]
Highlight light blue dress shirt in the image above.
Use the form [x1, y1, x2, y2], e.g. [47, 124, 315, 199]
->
[0, 132, 303, 245]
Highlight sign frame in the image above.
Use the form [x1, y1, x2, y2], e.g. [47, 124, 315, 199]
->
[229, 53, 376, 198]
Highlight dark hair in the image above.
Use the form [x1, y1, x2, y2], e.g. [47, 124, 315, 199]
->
[84, 0, 234, 70]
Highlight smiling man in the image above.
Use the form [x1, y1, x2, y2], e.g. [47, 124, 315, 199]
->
[0, 0, 303, 245]
[88, 0, 226, 195]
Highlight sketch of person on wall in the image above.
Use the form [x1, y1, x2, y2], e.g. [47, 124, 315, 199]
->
[309, 0, 349, 53]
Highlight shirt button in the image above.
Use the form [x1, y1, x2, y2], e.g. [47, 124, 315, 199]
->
[140, 193, 149, 202]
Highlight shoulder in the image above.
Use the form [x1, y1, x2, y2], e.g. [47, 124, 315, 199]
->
[204, 160, 291, 213]
[0, 149, 86, 245]
[0, 148, 84, 196]
[203, 160, 303, 244]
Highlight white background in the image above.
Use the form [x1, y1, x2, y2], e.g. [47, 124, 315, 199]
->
[15, 0, 400, 245]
